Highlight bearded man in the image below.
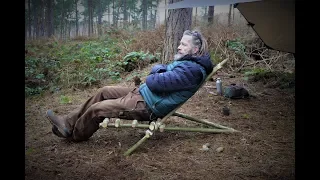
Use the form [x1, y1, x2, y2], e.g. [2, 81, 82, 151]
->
[46, 29, 214, 142]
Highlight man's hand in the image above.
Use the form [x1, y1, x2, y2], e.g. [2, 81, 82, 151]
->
[150, 64, 167, 74]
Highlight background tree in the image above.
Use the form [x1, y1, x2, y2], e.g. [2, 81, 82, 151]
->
[75, 0, 79, 36]
[130, 0, 141, 28]
[39, 0, 46, 37]
[88, 0, 93, 36]
[28, 0, 32, 39]
[60, 0, 65, 38]
[141, 0, 148, 30]
[208, 5, 214, 25]
[54, 0, 74, 39]
[25, 0, 180, 39]
[162, 0, 192, 63]
[202, 6, 207, 22]
[97, 0, 103, 36]
[123, 0, 128, 27]
[46, 0, 54, 37]
[111, 0, 115, 27]
[148, 0, 159, 29]
[233, 4, 235, 22]
[32, 0, 40, 39]
[228, 4, 232, 27]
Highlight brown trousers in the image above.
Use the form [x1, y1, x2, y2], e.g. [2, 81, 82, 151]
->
[63, 86, 151, 141]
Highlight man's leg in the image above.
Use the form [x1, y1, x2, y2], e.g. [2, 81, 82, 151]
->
[65, 86, 134, 127]
[46, 86, 134, 138]
[70, 87, 150, 141]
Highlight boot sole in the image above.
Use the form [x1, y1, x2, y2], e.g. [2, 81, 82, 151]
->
[52, 126, 65, 138]
[46, 110, 70, 138]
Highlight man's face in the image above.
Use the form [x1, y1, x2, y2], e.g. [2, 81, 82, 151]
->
[174, 35, 198, 60]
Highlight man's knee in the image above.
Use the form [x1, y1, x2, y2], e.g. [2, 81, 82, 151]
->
[100, 86, 112, 93]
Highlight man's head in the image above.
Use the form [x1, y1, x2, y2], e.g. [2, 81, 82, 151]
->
[174, 29, 208, 60]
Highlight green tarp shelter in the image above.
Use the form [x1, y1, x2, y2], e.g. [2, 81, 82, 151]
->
[167, 0, 295, 54]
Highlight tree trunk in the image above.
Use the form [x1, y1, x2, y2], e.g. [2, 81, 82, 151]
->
[82, 21, 86, 35]
[228, 4, 232, 27]
[150, 5, 153, 29]
[112, 0, 117, 27]
[194, 7, 197, 27]
[117, 0, 121, 28]
[46, 0, 54, 37]
[41, 0, 45, 37]
[208, 6, 214, 25]
[69, 20, 72, 38]
[75, 0, 79, 37]
[97, 0, 102, 36]
[34, 2, 39, 39]
[142, 0, 147, 30]
[91, 0, 94, 35]
[123, 0, 128, 28]
[203, 6, 207, 21]
[60, 0, 64, 39]
[232, 4, 235, 22]
[108, 3, 110, 24]
[164, 0, 167, 25]
[162, 0, 192, 63]
[154, 0, 159, 28]
[129, 0, 132, 24]
[88, 0, 92, 36]
[25, 18, 27, 40]
[64, 15, 68, 39]
[25, 3, 28, 40]
[28, 0, 31, 39]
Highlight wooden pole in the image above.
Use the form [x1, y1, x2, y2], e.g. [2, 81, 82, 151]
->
[124, 135, 149, 156]
[101, 123, 237, 133]
[158, 126, 237, 133]
[172, 112, 239, 132]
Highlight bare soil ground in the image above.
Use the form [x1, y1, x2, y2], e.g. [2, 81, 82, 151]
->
[25, 69, 295, 180]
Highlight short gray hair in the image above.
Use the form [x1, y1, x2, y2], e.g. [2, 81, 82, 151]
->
[183, 29, 208, 56]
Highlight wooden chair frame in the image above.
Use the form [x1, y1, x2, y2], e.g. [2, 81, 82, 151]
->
[99, 58, 239, 156]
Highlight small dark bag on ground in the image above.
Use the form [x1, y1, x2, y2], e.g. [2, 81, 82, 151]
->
[224, 84, 249, 99]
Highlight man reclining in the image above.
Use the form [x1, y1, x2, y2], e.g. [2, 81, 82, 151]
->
[46, 29, 214, 142]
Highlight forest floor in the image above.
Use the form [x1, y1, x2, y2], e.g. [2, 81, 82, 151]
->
[25, 64, 295, 180]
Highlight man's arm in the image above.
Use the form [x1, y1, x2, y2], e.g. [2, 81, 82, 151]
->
[149, 64, 167, 74]
[146, 62, 204, 93]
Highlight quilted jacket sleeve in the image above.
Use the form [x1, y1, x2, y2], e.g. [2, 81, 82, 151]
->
[150, 64, 167, 74]
[145, 61, 204, 93]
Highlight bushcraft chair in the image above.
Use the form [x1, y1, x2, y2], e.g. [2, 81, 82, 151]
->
[99, 58, 239, 156]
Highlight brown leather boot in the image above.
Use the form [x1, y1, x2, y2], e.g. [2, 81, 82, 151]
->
[52, 126, 65, 138]
[46, 110, 71, 138]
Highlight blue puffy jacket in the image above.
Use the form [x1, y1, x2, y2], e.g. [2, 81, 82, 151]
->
[139, 53, 214, 118]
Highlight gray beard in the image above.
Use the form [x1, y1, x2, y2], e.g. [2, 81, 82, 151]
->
[174, 50, 193, 60]
[174, 53, 184, 61]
